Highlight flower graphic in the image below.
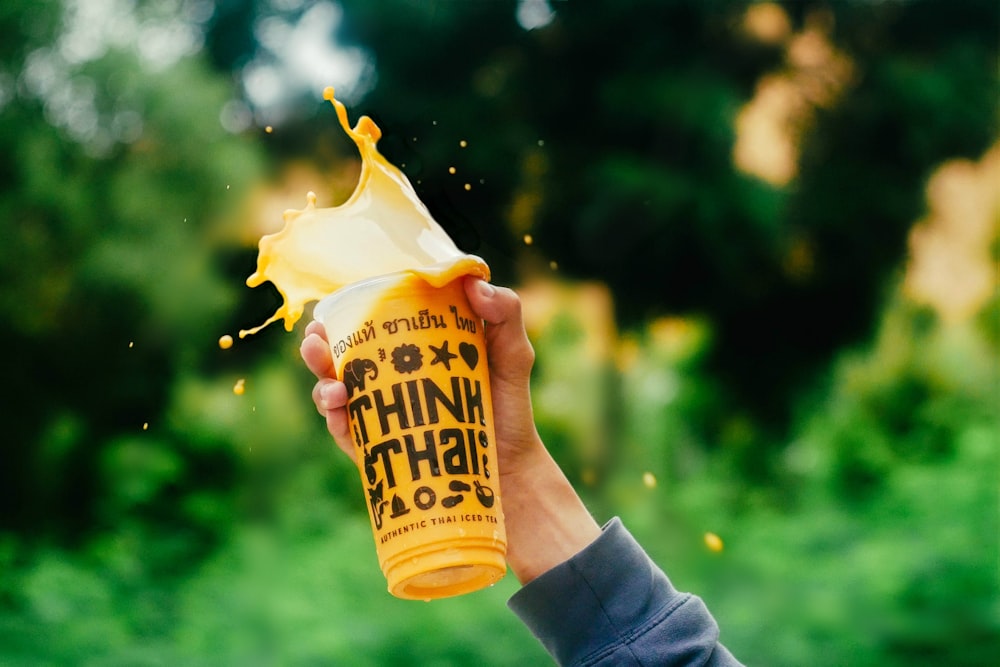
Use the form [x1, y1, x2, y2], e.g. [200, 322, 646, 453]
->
[391, 343, 423, 373]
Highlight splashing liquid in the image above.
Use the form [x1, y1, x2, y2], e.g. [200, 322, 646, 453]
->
[240, 87, 489, 338]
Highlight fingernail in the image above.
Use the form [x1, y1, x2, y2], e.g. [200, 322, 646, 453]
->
[319, 382, 335, 408]
[476, 279, 496, 297]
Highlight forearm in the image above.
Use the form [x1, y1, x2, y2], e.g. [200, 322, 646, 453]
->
[500, 434, 602, 585]
[509, 518, 743, 666]
[500, 438, 743, 666]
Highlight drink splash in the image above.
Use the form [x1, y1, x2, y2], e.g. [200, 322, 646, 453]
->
[239, 87, 489, 338]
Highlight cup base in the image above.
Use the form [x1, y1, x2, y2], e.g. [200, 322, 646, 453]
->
[385, 539, 506, 600]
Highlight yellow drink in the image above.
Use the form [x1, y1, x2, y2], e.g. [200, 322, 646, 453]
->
[242, 88, 505, 598]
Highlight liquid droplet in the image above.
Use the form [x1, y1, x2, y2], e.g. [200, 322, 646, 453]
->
[642, 471, 657, 489]
[233, 378, 246, 396]
[265, 125, 273, 133]
[464, 183, 471, 191]
[218, 334, 234, 350]
[459, 140, 468, 148]
[523, 234, 533, 245]
[448, 166, 456, 174]
[704, 532, 724, 552]
[142, 422, 149, 431]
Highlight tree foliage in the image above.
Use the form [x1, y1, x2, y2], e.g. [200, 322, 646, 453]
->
[0, 1, 997, 665]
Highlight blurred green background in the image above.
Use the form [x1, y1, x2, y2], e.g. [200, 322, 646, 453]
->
[1, 0, 998, 664]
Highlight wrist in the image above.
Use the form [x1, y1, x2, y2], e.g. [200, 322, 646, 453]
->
[499, 440, 602, 584]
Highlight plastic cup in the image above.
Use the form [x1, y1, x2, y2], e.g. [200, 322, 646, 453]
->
[313, 272, 507, 599]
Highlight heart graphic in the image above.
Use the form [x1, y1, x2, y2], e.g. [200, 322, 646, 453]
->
[459, 342, 479, 370]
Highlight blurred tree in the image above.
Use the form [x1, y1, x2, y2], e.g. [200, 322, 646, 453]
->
[208, 0, 996, 480]
[1, 1, 995, 664]
[0, 0, 266, 550]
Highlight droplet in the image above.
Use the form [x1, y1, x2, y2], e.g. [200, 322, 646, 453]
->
[549, 260, 559, 271]
[642, 471, 657, 489]
[448, 166, 456, 174]
[226, 184, 230, 190]
[704, 532, 724, 552]
[142, 422, 149, 431]
[233, 378, 246, 396]
[459, 140, 468, 148]
[523, 234, 533, 245]
[265, 125, 273, 133]
[218, 334, 234, 350]
[463, 183, 471, 191]
[128, 341, 134, 348]
[537, 139, 545, 147]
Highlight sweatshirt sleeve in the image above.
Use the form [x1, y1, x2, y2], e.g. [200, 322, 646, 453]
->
[507, 518, 743, 667]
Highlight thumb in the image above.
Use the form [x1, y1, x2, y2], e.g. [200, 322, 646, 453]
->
[463, 277, 535, 386]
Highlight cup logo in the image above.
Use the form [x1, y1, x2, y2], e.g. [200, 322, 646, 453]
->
[332, 291, 500, 542]
[458, 342, 479, 370]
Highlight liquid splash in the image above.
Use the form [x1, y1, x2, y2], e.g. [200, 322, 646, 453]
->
[240, 87, 489, 338]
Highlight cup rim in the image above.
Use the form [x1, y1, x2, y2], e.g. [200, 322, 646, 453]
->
[313, 270, 413, 319]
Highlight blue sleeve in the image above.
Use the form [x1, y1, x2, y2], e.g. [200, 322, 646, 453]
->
[507, 518, 743, 666]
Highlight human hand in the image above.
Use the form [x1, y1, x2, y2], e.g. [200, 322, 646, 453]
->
[300, 276, 600, 583]
[300, 276, 544, 473]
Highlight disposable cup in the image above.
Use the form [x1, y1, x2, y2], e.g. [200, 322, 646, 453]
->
[313, 272, 507, 599]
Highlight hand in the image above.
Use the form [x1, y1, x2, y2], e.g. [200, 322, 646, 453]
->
[300, 276, 541, 470]
[300, 276, 601, 584]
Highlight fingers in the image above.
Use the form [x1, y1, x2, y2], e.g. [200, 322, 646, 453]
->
[462, 277, 540, 459]
[301, 321, 355, 461]
[304, 319, 328, 340]
[301, 324, 335, 380]
[311, 378, 346, 413]
[308, 377, 355, 461]
[463, 276, 535, 384]
[313, 379, 355, 461]
[303, 279, 537, 464]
